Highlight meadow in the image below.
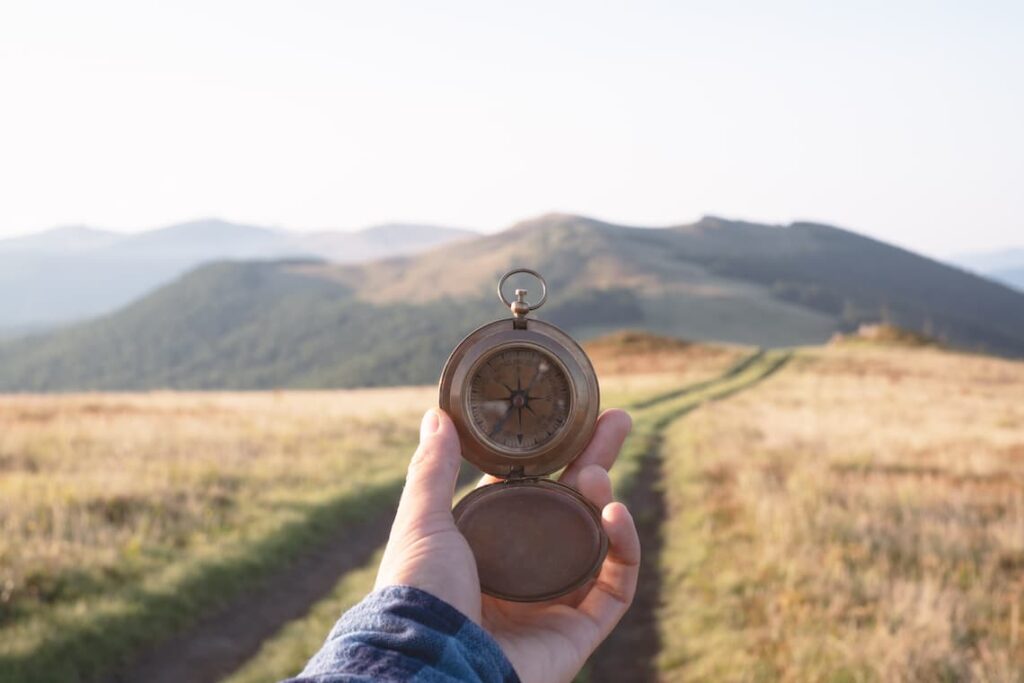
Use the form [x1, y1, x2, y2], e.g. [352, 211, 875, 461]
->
[0, 334, 738, 682]
[0, 388, 431, 681]
[2, 335, 1022, 682]
[656, 345, 1024, 682]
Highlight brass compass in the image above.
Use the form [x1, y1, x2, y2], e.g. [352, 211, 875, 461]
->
[440, 269, 605, 602]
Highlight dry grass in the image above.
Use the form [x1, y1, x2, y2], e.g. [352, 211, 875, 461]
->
[223, 548, 385, 683]
[588, 333, 746, 407]
[14, 340, 1012, 682]
[0, 388, 431, 677]
[657, 346, 1024, 682]
[0, 338, 712, 681]
[218, 348, 748, 683]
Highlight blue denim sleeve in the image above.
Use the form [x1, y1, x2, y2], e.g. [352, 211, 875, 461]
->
[282, 585, 521, 683]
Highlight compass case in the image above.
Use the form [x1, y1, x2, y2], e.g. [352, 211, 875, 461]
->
[440, 272, 607, 603]
[452, 479, 608, 602]
[439, 318, 600, 477]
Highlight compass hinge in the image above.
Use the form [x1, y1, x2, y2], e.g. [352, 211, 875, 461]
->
[506, 465, 526, 479]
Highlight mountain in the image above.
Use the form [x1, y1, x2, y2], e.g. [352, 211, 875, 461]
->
[991, 267, 1024, 291]
[2, 213, 1023, 392]
[0, 219, 475, 331]
[295, 223, 476, 263]
[0, 225, 122, 252]
[116, 219, 288, 255]
[950, 248, 1024, 291]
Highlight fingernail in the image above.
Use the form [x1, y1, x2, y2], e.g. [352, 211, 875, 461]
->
[420, 410, 440, 440]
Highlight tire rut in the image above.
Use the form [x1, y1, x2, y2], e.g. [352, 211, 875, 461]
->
[103, 352, 790, 683]
[104, 466, 479, 683]
[588, 441, 666, 682]
[589, 351, 792, 682]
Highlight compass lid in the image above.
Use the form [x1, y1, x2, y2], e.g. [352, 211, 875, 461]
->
[452, 479, 608, 602]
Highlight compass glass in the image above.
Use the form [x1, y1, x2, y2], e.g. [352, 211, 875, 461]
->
[467, 346, 572, 451]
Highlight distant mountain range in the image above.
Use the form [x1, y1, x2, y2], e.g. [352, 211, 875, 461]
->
[950, 248, 1024, 291]
[1, 213, 1023, 392]
[996, 268, 1024, 290]
[0, 219, 475, 330]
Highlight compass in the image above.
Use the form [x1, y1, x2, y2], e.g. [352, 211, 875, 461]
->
[467, 346, 572, 451]
[439, 268, 605, 602]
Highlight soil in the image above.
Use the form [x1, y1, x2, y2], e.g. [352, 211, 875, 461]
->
[99, 354, 785, 683]
[587, 447, 666, 682]
[104, 466, 479, 683]
[104, 503, 396, 683]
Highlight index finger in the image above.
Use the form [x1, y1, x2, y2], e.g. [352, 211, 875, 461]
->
[559, 409, 632, 488]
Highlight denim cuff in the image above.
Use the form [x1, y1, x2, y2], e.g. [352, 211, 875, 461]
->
[287, 585, 520, 683]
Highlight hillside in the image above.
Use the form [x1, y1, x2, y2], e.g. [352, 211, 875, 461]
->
[2, 213, 1024, 391]
[0, 219, 474, 330]
[306, 213, 1024, 353]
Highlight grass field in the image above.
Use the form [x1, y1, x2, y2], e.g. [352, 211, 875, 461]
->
[2, 336, 1022, 682]
[657, 345, 1024, 681]
[0, 389, 431, 681]
[0, 335, 737, 682]
[226, 344, 771, 683]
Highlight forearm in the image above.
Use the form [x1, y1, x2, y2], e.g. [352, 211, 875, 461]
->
[284, 585, 520, 683]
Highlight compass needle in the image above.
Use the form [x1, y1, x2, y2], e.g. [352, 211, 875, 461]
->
[488, 405, 514, 438]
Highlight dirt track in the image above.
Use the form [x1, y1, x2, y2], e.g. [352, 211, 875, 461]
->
[102, 353, 790, 683]
[104, 500, 397, 683]
[588, 444, 666, 682]
[104, 465, 480, 683]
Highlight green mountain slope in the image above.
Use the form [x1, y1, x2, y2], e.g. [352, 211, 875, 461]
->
[2, 214, 1023, 391]
[0, 219, 474, 329]
[0, 261, 479, 390]
[661, 217, 1024, 355]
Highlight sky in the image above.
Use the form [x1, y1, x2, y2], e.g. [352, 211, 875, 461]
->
[1, 1, 1021, 257]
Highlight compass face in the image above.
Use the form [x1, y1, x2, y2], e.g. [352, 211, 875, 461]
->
[467, 346, 572, 452]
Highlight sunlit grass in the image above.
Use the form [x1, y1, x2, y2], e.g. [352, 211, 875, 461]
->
[0, 388, 431, 681]
[223, 548, 385, 683]
[657, 346, 1024, 681]
[3, 338, 905, 683]
[226, 350, 766, 683]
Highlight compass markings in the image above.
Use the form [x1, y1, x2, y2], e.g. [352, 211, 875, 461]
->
[467, 347, 571, 451]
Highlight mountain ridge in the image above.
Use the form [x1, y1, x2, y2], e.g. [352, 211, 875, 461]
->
[2, 212, 1023, 392]
[0, 218, 476, 329]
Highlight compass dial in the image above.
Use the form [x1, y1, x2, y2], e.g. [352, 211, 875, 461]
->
[468, 346, 572, 452]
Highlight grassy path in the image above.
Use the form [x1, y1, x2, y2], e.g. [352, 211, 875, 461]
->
[0, 389, 433, 683]
[223, 350, 791, 683]
[107, 485, 402, 683]
[651, 346, 1024, 680]
[99, 464, 481, 683]
[1, 478, 411, 683]
[223, 478, 480, 683]
[587, 350, 792, 682]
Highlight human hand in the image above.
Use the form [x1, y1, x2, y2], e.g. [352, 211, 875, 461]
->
[375, 408, 639, 683]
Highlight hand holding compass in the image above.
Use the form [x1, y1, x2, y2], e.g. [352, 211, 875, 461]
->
[439, 269, 607, 600]
[375, 270, 640, 682]
[375, 407, 639, 683]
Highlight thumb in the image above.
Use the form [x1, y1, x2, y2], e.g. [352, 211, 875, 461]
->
[394, 409, 462, 524]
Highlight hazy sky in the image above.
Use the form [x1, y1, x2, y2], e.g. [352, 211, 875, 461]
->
[1, 1, 1021, 256]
